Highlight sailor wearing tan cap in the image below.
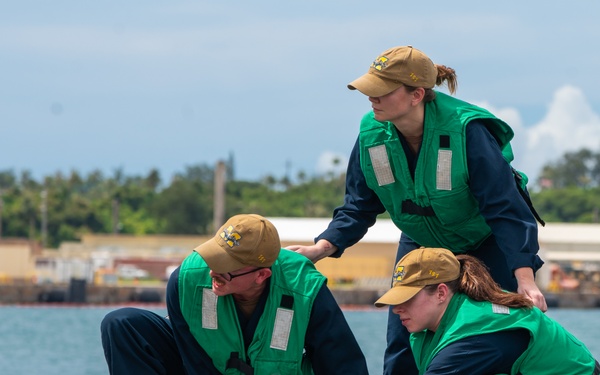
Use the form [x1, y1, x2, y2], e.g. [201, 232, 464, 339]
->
[375, 247, 599, 375]
[101, 214, 368, 375]
[287, 45, 547, 374]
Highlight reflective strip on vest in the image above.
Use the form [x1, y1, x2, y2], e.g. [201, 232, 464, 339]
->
[368, 144, 395, 186]
[492, 303, 510, 315]
[436, 149, 452, 191]
[202, 288, 218, 329]
[270, 307, 294, 351]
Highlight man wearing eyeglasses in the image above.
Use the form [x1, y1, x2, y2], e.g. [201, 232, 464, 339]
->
[101, 214, 368, 374]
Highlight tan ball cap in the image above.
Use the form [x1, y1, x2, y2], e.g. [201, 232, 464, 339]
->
[374, 247, 460, 307]
[348, 45, 437, 97]
[194, 214, 281, 274]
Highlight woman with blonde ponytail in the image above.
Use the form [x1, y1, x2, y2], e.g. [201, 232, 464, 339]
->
[375, 247, 599, 375]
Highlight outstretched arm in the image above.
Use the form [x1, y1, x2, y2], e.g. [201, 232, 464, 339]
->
[287, 138, 385, 261]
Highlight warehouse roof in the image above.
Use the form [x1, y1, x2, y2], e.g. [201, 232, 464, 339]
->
[268, 218, 600, 246]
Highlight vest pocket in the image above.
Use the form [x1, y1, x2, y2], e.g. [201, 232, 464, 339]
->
[429, 185, 480, 226]
[253, 359, 301, 374]
[429, 186, 491, 249]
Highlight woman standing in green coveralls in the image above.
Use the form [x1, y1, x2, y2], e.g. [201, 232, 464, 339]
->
[375, 247, 600, 375]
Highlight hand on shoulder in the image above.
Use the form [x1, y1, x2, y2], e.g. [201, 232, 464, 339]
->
[285, 239, 338, 263]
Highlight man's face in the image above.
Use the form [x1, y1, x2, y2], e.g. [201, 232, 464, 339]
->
[209, 266, 264, 296]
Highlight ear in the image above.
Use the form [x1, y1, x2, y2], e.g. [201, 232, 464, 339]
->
[411, 87, 426, 106]
[437, 283, 451, 302]
[255, 268, 272, 284]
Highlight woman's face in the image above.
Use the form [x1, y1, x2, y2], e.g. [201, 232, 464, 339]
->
[391, 287, 446, 333]
[368, 85, 417, 124]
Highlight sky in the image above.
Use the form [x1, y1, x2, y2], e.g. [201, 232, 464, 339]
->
[2, 1, 600, 187]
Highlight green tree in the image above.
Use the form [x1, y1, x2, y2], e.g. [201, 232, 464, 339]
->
[148, 164, 215, 234]
[537, 148, 599, 189]
[531, 187, 600, 223]
[0, 170, 16, 190]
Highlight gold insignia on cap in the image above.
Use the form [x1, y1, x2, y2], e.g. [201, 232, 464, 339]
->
[393, 265, 405, 282]
[370, 56, 389, 71]
[220, 225, 242, 248]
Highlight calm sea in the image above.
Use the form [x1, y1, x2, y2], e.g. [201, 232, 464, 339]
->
[0, 305, 597, 375]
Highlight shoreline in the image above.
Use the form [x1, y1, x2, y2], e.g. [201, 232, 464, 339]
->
[1, 286, 599, 309]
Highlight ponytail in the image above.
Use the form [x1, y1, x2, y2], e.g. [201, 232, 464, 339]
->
[447, 255, 534, 309]
[435, 65, 457, 95]
[420, 64, 458, 102]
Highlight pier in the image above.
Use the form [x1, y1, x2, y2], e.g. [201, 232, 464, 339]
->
[1, 280, 599, 308]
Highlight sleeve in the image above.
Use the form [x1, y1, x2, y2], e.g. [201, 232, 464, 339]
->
[303, 284, 369, 375]
[166, 266, 221, 375]
[424, 330, 529, 375]
[466, 121, 544, 272]
[316, 137, 386, 256]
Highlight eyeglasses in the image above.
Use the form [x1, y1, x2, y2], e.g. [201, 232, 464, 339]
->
[221, 267, 266, 282]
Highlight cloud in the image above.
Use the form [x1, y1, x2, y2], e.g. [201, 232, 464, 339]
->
[527, 86, 600, 151]
[473, 86, 600, 184]
[519, 86, 600, 183]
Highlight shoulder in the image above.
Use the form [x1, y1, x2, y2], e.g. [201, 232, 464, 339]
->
[429, 330, 529, 374]
[167, 266, 181, 290]
[465, 120, 504, 151]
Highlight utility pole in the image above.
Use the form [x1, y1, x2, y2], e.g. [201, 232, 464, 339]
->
[40, 189, 48, 247]
[112, 198, 120, 234]
[0, 190, 3, 239]
[285, 159, 291, 180]
[213, 160, 227, 231]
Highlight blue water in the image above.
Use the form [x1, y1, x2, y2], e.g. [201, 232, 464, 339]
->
[0, 305, 597, 374]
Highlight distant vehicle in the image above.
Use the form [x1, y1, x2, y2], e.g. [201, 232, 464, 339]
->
[116, 265, 150, 279]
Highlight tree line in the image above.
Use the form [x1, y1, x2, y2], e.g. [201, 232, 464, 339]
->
[1, 148, 599, 248]
[0, 163, 346, 248]
[531, 148, 600, 223]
